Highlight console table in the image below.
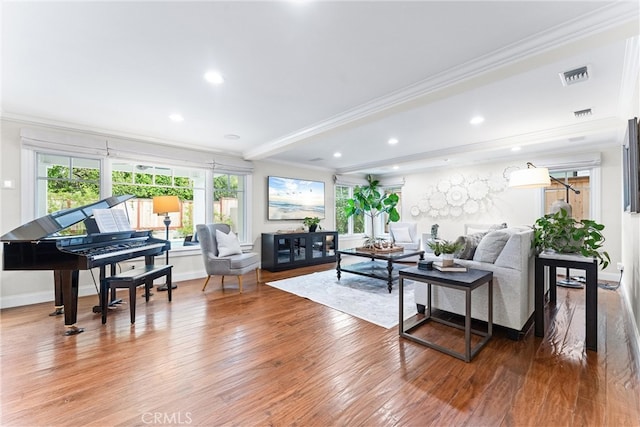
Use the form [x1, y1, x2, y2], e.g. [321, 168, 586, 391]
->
[535, 252, 598, 351]
[261, 231, 337, 272]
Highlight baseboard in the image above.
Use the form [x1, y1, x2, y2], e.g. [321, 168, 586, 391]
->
[620, 286, 640, 374]
[0, 270, 205, 309]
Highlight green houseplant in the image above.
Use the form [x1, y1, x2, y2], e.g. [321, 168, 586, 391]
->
[344, 175, 400, 248]
[427, 239, 464, 266]
[532, 208, 610, 268]
[303, 216, 321, 232]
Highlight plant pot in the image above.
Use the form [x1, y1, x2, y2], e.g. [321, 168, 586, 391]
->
[309, 224, 318, 232]
[442, 254, 454, 267]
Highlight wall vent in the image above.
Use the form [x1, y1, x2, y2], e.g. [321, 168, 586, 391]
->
[574, 108, 592, 118]
[560, 66, 590, 86]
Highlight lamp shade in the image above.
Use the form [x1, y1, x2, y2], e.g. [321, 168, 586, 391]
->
[508, 167, 551, 188]
[152, 196, 180, 215]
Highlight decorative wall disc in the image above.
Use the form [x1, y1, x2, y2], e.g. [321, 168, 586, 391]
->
[409, 168, 512, 219]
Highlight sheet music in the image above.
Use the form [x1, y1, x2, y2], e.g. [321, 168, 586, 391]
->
[93, 209, 132, 232]
[111, 209, 132, 231]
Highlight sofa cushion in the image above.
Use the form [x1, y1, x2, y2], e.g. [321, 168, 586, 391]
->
[454, 232, 486, 260]
[473, 229, 512, 263]
[216, 229, 243, 257]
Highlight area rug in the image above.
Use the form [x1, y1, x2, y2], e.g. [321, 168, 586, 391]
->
[265, 269, 417, 329]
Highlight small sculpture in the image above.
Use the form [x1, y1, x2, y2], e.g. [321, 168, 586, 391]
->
[431, 223, 439, 239]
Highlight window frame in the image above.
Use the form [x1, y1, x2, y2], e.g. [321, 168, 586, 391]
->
[24, 147, 254, 246]
[335, 184, 365, 236]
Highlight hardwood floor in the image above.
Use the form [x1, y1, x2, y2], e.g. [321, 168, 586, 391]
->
[1, 265, 639, 426]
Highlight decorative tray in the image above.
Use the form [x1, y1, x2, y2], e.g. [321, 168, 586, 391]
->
[355, 246, 404, 254]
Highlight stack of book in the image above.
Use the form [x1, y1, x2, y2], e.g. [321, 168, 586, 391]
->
[433, 261, 467, 272]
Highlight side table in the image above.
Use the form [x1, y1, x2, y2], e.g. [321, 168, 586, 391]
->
[535, 252, 598, 351]
[399, 266, 493, 362]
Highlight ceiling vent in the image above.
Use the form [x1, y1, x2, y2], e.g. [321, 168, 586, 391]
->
[560, 66, 590, 86]
[308, 157, 323, 162]
[574, 108, 592, 118]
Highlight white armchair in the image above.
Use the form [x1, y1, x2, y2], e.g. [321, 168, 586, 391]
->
[389, 222, 421, 256]
[196, 223, 260, 293]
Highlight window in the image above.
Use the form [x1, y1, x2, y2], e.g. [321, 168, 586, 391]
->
[111, 162, 205, 241]
[544, 169, 590, 220]
[213, 173, 247, 241]
[335, 185, 364, 235]
[29, 140, 252, 246]
[382, 186, 402, 234]
[36, 153, 101, 235]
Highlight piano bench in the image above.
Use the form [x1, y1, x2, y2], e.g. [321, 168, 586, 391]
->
[101, 265, 173, 325]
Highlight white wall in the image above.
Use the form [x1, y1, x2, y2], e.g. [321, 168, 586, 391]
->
[400, 153, 622, 280]
[250, 161, 336, 247]
[620, 72, 640, 346]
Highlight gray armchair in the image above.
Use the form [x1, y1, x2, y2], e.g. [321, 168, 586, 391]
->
[196, 223, 260, 293]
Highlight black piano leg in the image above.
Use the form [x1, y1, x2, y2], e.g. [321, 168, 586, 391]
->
[62, 270, 84, 335]
[49, 271, 64, 316]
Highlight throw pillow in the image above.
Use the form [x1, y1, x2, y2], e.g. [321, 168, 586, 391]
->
[454, 232, 486, 260]
[473, 229, 512, 263]
[215, 229, 242, 257]
[465, 222, 507, 235]
[392, 227, 412, 243]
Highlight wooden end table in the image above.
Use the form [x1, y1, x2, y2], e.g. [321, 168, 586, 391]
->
[399, 266, 493, 362]
[535, 251, 599, 351]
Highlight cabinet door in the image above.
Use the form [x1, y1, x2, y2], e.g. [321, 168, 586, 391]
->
[310, 235, 325, 259]
[293, 237, 306, 262]
[275, 236, 306, 266]
[275, 236, 293, 265]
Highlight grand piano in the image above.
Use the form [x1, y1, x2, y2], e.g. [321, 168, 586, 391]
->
[1, 195, 170, 335]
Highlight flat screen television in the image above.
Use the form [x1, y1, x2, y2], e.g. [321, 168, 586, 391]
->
[623, 117, 639, 213]
[268, 176, 325, 220]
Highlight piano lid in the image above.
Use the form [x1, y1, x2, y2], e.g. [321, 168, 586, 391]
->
[1, 195, 135, 242]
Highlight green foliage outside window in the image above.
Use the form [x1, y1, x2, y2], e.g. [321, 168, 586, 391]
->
[335, 185, 364, 235]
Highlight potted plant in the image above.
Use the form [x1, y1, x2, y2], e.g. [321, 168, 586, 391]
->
[344, 175, 400, 248]
[427, 239, 464, 266]
[303, 216, 321, 232]
[532, 208, 610, 268]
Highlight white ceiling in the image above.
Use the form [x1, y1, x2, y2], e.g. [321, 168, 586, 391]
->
[2, 1, 639, 176]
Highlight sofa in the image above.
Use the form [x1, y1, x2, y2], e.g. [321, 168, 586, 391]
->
[414, 225, 535, 339]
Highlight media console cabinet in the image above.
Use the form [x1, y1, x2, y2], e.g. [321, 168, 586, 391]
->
[261, 231, 338, 272]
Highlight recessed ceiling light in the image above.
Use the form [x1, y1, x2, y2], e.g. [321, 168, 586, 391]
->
[388, 138, 399, 145]
[169, 114, 184, 122]
[224, 134, 240, 140]
[470, 116, 484, 125]
[333, 152, 342, 158]
[204, 71, 224, 85]
[511, 146, 522, 152]
[392, 165, 399, 170]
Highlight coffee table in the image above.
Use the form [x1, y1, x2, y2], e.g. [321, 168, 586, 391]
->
[336, 247, 425, 293]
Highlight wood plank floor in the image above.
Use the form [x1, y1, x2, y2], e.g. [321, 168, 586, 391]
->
[1, 264, 639, 426]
